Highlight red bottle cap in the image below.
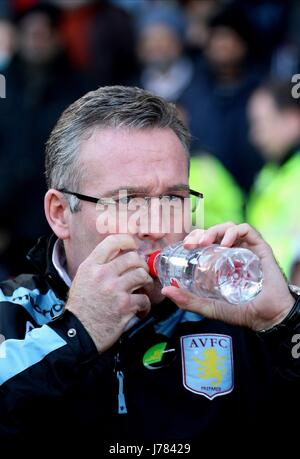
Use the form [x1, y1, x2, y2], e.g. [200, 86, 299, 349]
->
[147, 250, 161, 278]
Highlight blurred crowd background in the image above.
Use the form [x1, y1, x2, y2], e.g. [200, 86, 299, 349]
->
[0, 0, 299, 283]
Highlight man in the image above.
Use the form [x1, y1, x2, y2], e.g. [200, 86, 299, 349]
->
[0, 86, 299, 454]
[247, 81, 300, 283]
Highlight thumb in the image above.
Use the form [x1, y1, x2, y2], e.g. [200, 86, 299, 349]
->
[162, 287, 250, 326]
[161, 286, 214, 317]
[161, 286, 191, 308]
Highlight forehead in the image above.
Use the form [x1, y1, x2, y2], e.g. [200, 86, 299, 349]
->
[78, 127, 189, 193]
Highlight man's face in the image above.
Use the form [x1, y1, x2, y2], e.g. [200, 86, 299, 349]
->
[206, 27, 247, 68]
[248, 91, 280, 159]
[19, 12, 58, 65]
[138, 24, 182, 69]
[65, 127, 190, 301]
[248, 90, 300, 160]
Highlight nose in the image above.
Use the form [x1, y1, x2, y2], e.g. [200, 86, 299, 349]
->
[136, 197, 167, 241]
[137, 231, 166, 241]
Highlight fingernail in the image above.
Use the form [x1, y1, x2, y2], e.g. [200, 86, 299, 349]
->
[184, 236, 197, 244]
[184, 236, 204, 246]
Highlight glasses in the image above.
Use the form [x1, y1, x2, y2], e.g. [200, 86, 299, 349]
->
[59, 188, 204, 232]
[58, 188, 203, 213]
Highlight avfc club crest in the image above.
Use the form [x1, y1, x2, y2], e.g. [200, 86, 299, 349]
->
[180, 334, 234, 400]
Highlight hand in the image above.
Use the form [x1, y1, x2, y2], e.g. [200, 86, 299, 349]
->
[161, 223, 295, 331]
[66, 235, 153, 352]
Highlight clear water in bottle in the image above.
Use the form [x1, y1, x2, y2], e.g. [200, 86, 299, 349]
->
[147, 242, 263, 304]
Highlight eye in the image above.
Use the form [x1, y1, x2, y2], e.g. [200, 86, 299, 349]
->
[117, 195, 134, 205]
[163, 195, 184, 203]
[117, 195, 145, 206]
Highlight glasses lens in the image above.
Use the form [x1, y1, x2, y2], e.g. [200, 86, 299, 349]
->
[190, 193, 204, 228]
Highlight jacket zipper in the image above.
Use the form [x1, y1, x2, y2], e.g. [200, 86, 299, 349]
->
[114, 348, 128, 415]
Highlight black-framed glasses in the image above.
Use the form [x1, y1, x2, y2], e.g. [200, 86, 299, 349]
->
[58, 188, 204, 213]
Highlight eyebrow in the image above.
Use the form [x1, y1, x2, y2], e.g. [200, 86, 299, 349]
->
[102, 184, 190, 197]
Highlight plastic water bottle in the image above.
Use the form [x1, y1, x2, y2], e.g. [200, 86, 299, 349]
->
[147, 242, 263, 304]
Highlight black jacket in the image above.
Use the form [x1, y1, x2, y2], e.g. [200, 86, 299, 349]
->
[0, 235, 299, 454]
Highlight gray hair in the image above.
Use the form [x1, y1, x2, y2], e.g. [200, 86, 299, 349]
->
[45, 85, 191, 212]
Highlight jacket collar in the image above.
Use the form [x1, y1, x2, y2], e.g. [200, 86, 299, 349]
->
[26, 234, 69, 301]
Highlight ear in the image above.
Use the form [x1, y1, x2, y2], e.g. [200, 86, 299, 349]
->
[44, 189, 70, 240]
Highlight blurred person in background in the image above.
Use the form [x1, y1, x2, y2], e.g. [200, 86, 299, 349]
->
[135, 6, 194, 102]
[52, 0, 137, 87]
[247, 81, 300, 284]
[179, 0, 219, 60]
[189, 152, 244, 228]
[178, 1, 265, 193]
[0, 3, 87, 278]
[88, 0, 136, 86]
[0, 16, 16, 72]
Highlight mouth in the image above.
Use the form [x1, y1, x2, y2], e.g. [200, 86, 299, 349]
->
[137, 240, 161, 259]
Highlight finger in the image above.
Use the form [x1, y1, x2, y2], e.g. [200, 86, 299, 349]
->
[120, 267, 154, 293]
[220, 223, 262, 248]
[161, 286, 214, 318]
[183, 229, 205, 247]
[129, 293, 151, 315]
[184, 223, 236, 248]
[110, 250, 149, 275]
[219, 226, 242, 247]
[161, 286, 192, 307]
[88, 234, 137, 265]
